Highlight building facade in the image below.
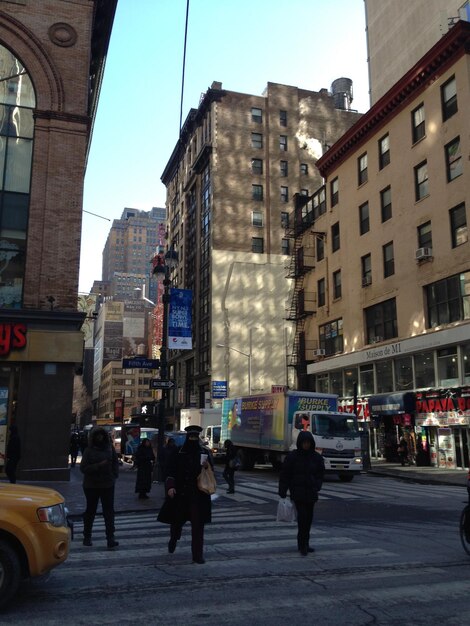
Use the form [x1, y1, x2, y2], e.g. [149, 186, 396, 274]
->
[298, 21, 470, 469]
[160, 81, 362, 417]
[0, 1, 116, 480]
[365, 0, 468, 104]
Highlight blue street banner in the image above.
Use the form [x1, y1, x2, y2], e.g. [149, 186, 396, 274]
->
[212, 380, 227, 399]
[168, 288, 193, 350]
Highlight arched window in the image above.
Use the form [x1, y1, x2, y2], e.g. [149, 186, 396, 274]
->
[0, 44, 35, 309]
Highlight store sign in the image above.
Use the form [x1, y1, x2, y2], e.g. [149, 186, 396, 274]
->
[338, 397, 370, 421]
[415, 387, 470, 427]
[0, 323, 26, 356]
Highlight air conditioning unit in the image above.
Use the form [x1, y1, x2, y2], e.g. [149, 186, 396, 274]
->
[415, 247, 433, 261]
[313, 348, 326, 357]
[362, 275, 372, 287]
[371, 336, 383, 344]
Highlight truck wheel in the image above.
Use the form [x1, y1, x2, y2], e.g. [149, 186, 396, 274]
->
[0, 539, 22, 608]
[338, 474, 354, 482]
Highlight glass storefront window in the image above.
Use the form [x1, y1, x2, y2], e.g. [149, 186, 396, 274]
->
[437, 347, 458, 386]
[376, 360, 393, 393]
[463, 343, 470, 384]
[344, 368, 358, 396]
[359, 364, 374, 395]
[316, 374, 329, 393]
[414, 351, 435, 388]
[394, 356, 413, 390]
[330, 370, 343, 396]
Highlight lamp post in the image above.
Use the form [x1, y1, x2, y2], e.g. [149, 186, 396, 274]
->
[217, 328, 254, 396]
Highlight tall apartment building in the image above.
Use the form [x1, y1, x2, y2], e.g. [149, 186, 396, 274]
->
[0, 2, 116, 479]
[160, 81, 362, 413]
[297, 21, 470, 469]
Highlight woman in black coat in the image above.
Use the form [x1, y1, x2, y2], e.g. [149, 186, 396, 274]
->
[134, 438, 155, 499]
[223, 439, 237, 493]
[279, 431, 325, 556]
[157, 425, 213, 564]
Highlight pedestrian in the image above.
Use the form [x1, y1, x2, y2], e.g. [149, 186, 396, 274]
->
[79, 429, 88, 456]
[159, 437, 176, 481]
[134, 438, 155, 499]
[69, 432, 80, 467]
[157, 425, 213, 564]
[80, 426, 119, 549]
[5, 424, 21, 484]
[398, 435, 408, 466]
[223, 439, 237, 494]
[278, 430, 324, 556]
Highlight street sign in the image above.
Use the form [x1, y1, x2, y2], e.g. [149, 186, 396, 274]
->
[122, 358, 160, 369]
[149, 379, 175, 390]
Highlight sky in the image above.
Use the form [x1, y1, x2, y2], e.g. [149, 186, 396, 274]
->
[79, 0, 370, 293]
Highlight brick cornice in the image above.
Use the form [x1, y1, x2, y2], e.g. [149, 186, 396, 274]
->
[34, 109, 91, 128]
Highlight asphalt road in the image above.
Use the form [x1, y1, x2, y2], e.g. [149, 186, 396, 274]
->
[3, 469, 469, 626]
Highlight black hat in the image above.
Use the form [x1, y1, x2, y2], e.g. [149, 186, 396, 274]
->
[184, 425, 203, 434]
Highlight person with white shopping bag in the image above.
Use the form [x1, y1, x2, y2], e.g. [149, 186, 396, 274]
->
[278, 431, 324, 556]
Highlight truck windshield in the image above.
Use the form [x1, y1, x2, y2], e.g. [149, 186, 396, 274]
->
[312, 414, 359, 438]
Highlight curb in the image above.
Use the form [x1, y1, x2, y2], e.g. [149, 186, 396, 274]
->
[367, 468, 466, 488]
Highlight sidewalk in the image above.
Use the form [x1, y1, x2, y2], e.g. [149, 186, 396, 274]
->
[367, 459, 469, 487]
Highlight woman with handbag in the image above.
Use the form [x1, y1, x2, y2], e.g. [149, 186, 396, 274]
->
[223, 439, 237, 494]
[157, 425, 214, 564]
[278, 431, 324, 556]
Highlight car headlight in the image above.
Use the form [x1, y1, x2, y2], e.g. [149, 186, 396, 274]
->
[37, 503, 67, 527]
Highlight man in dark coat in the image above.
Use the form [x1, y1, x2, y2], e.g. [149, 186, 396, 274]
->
[69, 432, 80, 467]
[80, 427, 119, 549]
[223, 439, 237, 494]
[278, 431, 324, 556]
[5, 424, 21, 484]
[134, 438, 155, 499]
[158, 425, 213, 564]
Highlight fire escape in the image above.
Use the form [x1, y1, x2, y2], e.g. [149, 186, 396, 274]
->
[285, 193, 322, 389]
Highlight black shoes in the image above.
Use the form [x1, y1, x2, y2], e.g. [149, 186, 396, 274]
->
[138, 494, 149, 499]
[226, 489, 235, 494]
[107, 539, 119, 550]
[83, 537, 92, 547]
[298, 545, 315, 555]
[192, 558, 205, 564]
[168, 538, 177, 553]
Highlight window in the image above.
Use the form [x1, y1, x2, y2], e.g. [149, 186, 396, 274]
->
[251, 158, 263, 175]
[280, 186, 288, 202]
[425, 271, 470, 327]
[383, 241, 394, 277]
[331, 222, 340, 252]
[330, 370, 343, 396]
[360, 364, 374, 395]
[412, 104, 425, 143]
[365, 298, 398, 343]
[441, 75, 457, 121]
[378, 134, 390, 169]
[281, 238, 290, 255]
[414, 351, 435, 388]
[330, 177, 338, 206]
[380, 186, 392, 222]
[462, 343, 470, 384]
[251, 107, 262, 123]
[300, 188, 309, 196]
[251, 132, 262, 149]
[280, 160, 288, 177]
[252, 237, 264, 253]
[318, 278, 325, 307]
[445, 137, 462, 182]
[394, 357, 413, 391]
[418, 221, 432, 249]
[359, 202, 369, 235]
[313, 186, 326, 219]
[281, 212, 289, 228]
[333, 270, 342, 299]
[437, 347, 458, 386]
[316, 236, 324, 261]
[358, 152, 368, 185]
[319, 319, 343, 356]
[450, 203, 468, 247]
[252, 184, 263, 201]
[361, 254, 372, 286]
[280, 135, 287, 151]
[344, 368, 358, 396]
[376, 360, 393, 393]
[252, 210, 263, 227]
[414, 161, 429, 200]
[300, 163, 308, 175]
[279, 110, 287, 126]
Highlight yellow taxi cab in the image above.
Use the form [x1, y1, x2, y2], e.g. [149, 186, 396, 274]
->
[0, 483, 70, 608]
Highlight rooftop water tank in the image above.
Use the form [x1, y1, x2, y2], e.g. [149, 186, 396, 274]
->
[331, 77, 353, 110]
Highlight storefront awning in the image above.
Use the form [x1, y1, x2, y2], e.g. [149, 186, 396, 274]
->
[368, 392, 415, 416]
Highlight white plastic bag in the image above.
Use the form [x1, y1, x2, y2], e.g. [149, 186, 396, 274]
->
[276, 498, 297, 523]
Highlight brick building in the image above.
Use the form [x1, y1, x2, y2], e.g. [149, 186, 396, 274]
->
[0, 1, 117, 479]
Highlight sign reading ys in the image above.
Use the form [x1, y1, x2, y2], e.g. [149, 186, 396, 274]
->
[0, 323, 26, 356]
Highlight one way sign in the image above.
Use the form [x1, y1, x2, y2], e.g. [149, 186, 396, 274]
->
[149, 379, 175, 390]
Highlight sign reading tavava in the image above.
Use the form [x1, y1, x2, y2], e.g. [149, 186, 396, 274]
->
[122, 357, 160, 369]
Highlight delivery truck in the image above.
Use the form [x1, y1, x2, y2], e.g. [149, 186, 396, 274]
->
[221, 391, 362, 480]
[179, 408, 223, 458]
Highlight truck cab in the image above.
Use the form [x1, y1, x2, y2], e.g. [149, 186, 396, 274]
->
[202, 425, 224, 459]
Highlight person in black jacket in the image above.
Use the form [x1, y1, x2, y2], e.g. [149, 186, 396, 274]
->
[223, 439, 237, 494]
[80, 427, 119, 549]
[134, 438, 155, 499]
[5, 424, 21, 484]
[157, 425, 213, 564]
[278, 430, 325, 556]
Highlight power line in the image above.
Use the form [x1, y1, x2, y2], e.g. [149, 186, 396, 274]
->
[83, 209, 111, 221]
[179, 0, 190, 135]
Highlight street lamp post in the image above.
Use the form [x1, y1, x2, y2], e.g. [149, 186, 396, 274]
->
[217, 328, 254, 396]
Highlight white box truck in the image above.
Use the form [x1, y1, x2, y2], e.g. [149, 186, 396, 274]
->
[221, 391, 362, 480]
[179, 408, 223, 458]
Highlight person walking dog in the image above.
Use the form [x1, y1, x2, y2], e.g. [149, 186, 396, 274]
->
[278, 431, 324, 556]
